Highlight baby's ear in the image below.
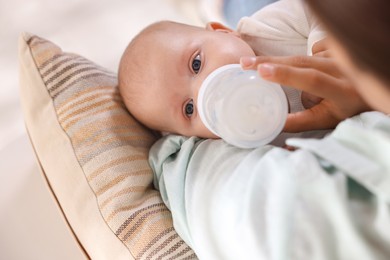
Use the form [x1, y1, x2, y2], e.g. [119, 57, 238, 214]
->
[206, 22, 240, 37]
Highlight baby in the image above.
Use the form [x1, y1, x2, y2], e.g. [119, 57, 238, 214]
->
[118, 0, 329, 146]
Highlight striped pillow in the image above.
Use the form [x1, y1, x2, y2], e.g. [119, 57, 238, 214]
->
[19, 33, 196, 259]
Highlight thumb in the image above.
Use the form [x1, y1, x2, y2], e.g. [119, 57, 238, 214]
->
[283, 104, 339, 133]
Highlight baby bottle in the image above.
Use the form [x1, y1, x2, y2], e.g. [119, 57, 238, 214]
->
[197, 64, 288, 148]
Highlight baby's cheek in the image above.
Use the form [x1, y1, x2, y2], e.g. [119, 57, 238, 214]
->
[196, 120, 219, 139]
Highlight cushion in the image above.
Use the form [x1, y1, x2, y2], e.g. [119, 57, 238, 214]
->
[18, 32, 196, 260]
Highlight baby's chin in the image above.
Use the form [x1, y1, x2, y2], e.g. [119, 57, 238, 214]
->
[195, 131, 219, 139]
[163, 131, 218, 139]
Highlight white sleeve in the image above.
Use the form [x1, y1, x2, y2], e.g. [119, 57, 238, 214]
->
[302, 1, 327, 55]
[237, 0, 326, 56]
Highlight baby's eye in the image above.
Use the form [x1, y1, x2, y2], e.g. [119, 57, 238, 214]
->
[185, 99, 194, 117]
[192, 54, 201, 74]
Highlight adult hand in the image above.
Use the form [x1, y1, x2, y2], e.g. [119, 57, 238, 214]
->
[311, 38, 332, 58]
[240, 42, 370, 132]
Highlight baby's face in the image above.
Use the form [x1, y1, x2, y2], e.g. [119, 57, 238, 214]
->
[122, 22, 255, 138]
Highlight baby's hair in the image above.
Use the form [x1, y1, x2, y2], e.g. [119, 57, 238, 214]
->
[118, 20, 181, 131]
[118, 20, 176, 107]
[118, 20, 197, 110]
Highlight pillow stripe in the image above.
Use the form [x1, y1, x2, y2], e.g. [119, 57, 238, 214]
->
[122, 208, 172, 241]
[47, 66, 107, 90]
[87, 155, 145, 181]
[61, 102, 124, 130]
[143, 234, 182, 259]
[99, 186, 151, 210]
[57, 87, 118, 116]
[39, 53, 72, 74]
[137, 227, 178, 259]
[95, 170, 149, 196]
[27, 35, 196, 259]
[45, 60, 94, 84]
[102, 192, 158, 215]
[51, 73, 117, 99]
[167, 248, 196, 260]
[115, 203, 166, 233]
[59, 98, 118, 123]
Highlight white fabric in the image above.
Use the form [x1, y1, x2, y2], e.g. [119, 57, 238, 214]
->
[150, 112, 390, 260]
[237, 0, 325, 56]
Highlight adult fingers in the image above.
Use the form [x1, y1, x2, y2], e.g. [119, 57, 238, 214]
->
[258, 63, 343, 99]
[313, 49, 332, 58]
[241, 55, 341, 78]
[312, 38, 329, 54]
[283, 104, 340, 132]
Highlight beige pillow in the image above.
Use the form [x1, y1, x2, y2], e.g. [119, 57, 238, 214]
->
[18, 33, 196, 260]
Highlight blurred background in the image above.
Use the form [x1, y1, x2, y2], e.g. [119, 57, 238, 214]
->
[0, 0, 274, 259]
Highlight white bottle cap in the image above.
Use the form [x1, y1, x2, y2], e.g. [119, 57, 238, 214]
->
[197, 64, 288, 148]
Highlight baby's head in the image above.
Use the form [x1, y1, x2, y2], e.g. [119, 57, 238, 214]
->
[119, 21, 255, 138]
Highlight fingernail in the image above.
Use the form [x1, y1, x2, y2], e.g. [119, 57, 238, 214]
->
[240, 56, 256, 68]
[258, 63, 275, 77]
